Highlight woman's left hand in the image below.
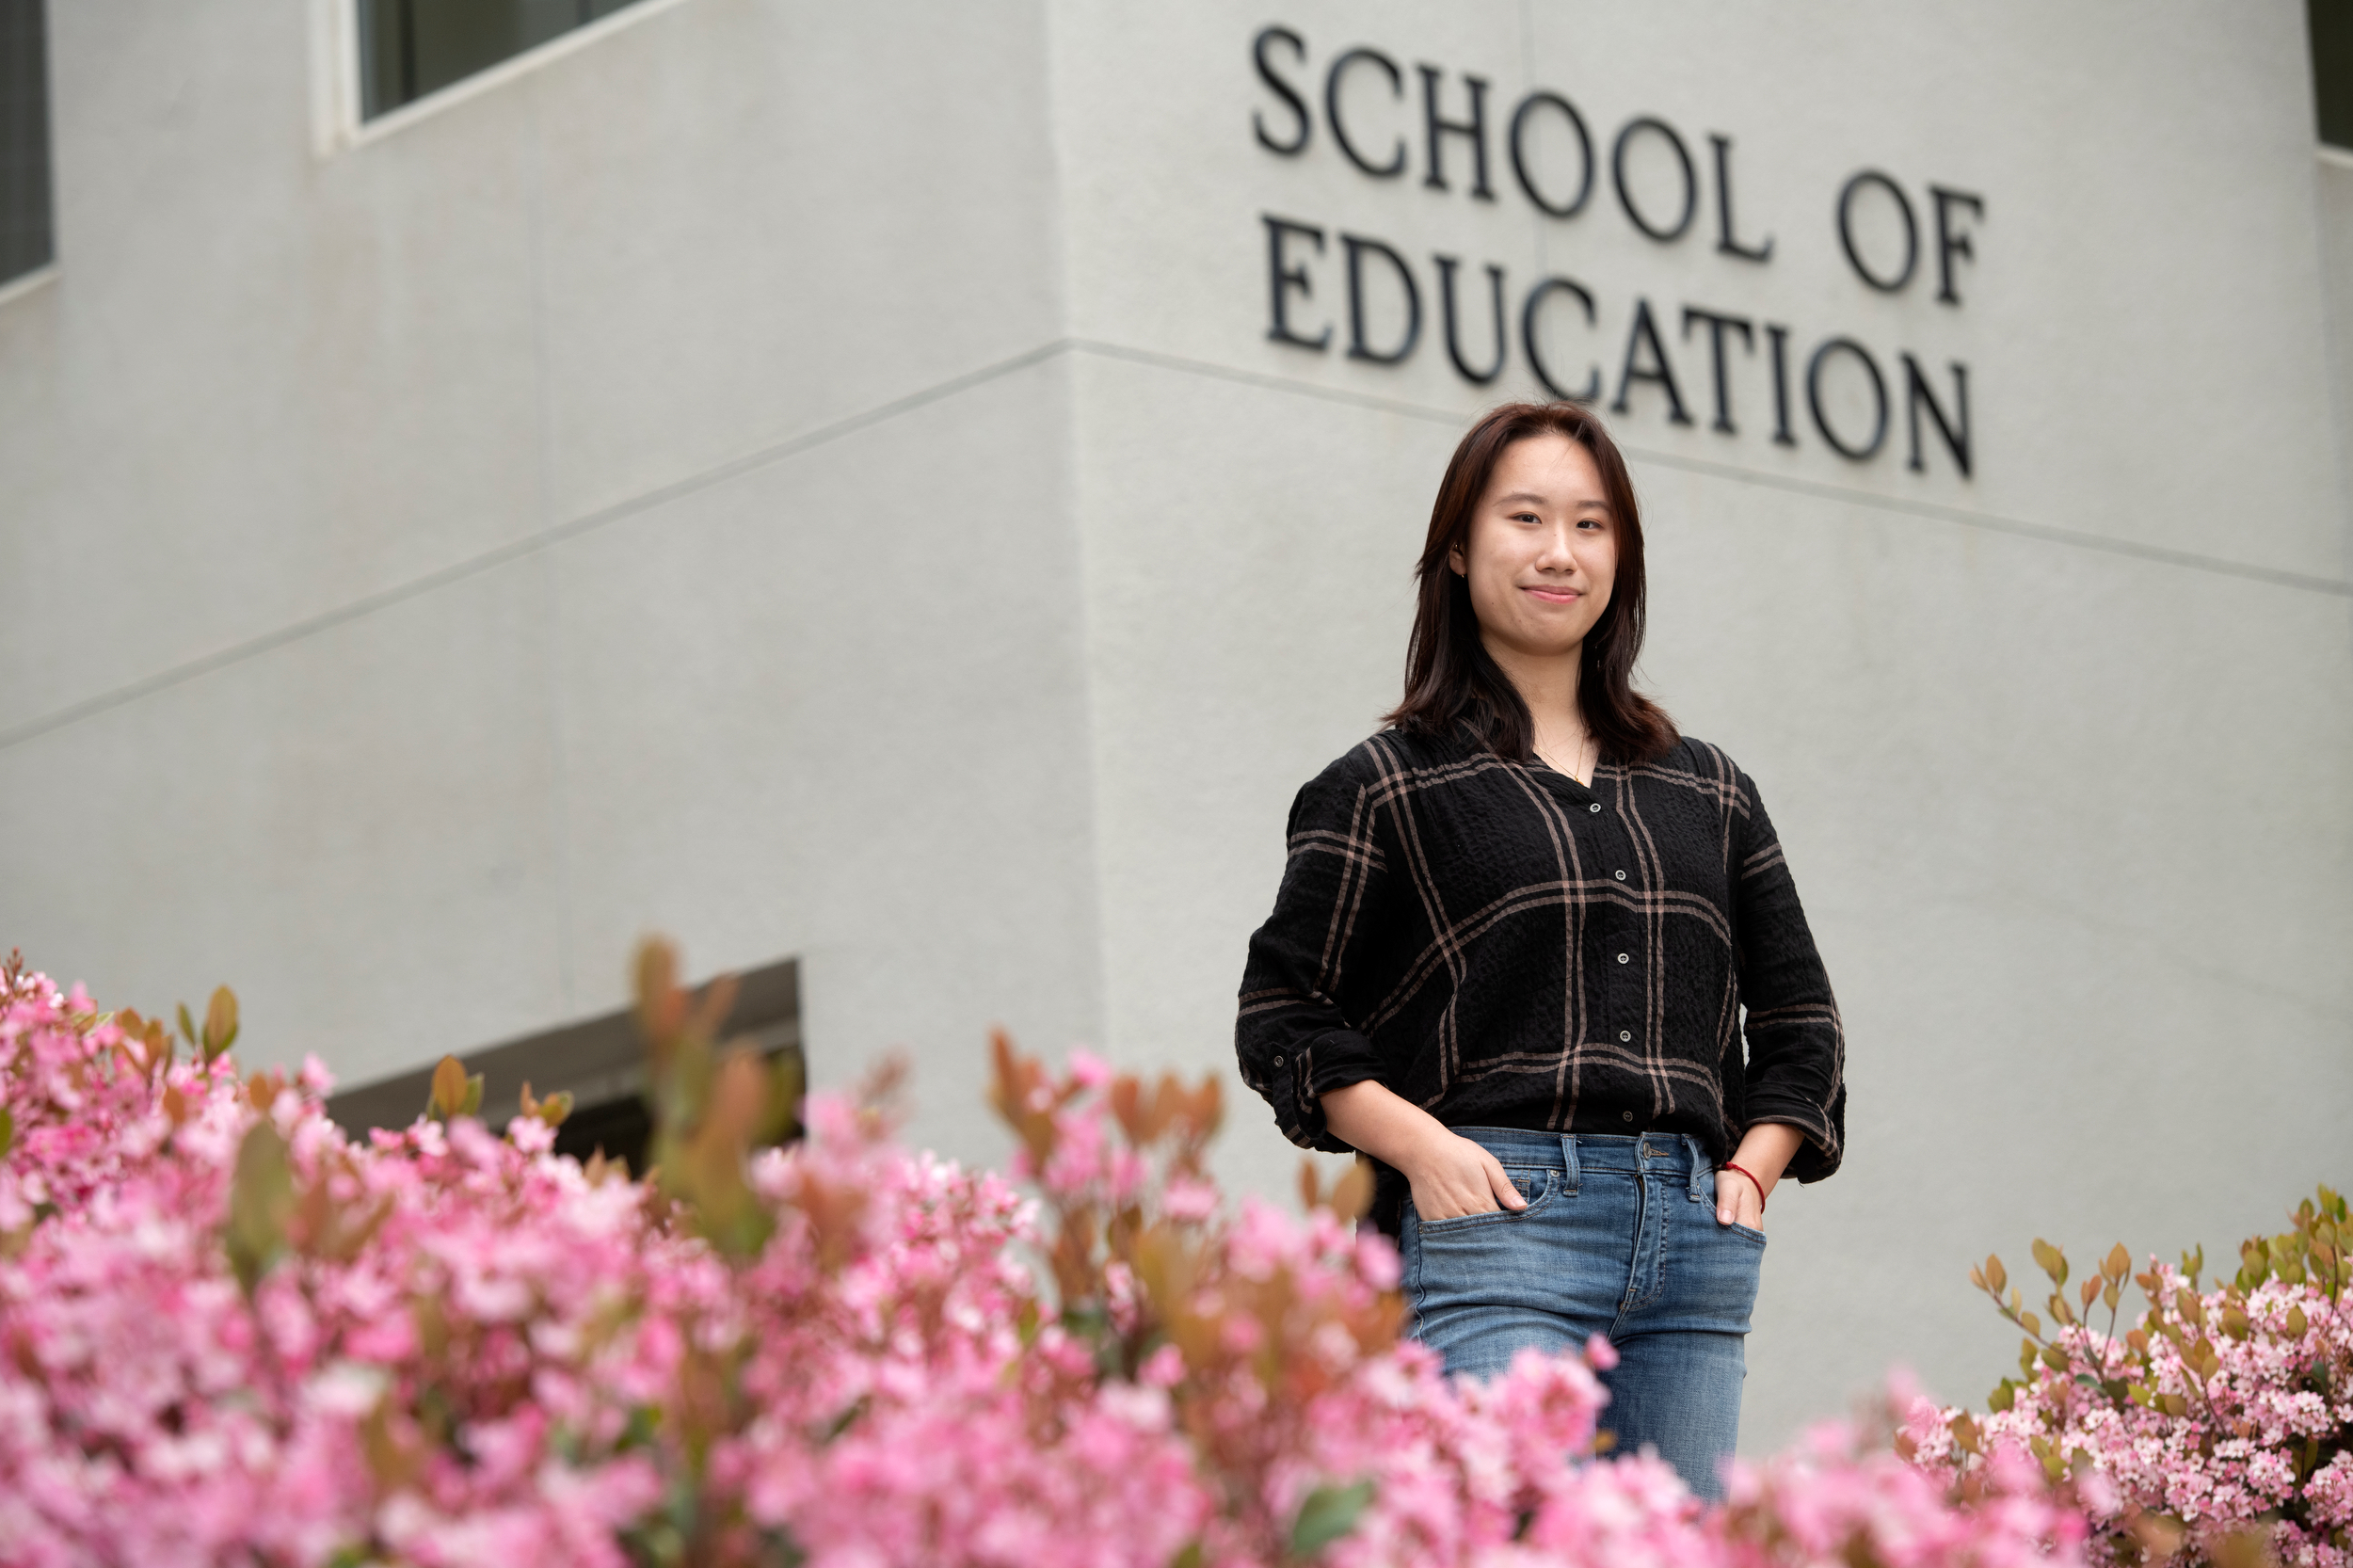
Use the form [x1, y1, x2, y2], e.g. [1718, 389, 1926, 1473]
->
[1713, 1165, 1767, 1228]
[1714, 1123, 1804, 1229]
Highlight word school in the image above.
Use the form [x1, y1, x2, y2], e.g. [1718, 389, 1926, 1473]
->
[1249, 24, 1983, 478]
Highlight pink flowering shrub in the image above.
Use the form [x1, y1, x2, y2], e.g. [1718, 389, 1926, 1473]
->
[1905, 1194, 2352, 1567]
[1, 945, 2096, 1567]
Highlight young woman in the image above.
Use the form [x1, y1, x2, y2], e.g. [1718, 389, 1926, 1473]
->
[1235, 402, 1845, 1498]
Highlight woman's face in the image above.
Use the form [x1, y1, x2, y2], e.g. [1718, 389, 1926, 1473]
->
[1449, 433, 1619, 663]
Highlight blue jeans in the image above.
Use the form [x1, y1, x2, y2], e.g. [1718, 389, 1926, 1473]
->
[1400, 1128, 1765, 1500]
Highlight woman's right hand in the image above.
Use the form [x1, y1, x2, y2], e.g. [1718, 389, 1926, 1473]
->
[1319, 1080, 1528, 1221]
[1400, 1125, 1528, 1221]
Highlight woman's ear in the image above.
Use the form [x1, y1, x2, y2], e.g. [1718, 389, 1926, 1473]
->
[1447, 543, 1466, 577]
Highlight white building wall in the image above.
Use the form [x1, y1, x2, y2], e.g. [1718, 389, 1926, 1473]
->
[0, 0, 2346, 1450]
[1049, 0, 2353, 1444]
[0, 0, 1106, 1129]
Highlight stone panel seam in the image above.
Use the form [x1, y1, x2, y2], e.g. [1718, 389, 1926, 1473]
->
[0, 339, 1073, 754]
[9, 331, 2346, 757]
[1064, 338, 2353, 601]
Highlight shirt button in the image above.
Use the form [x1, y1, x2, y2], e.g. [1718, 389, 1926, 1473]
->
[1621, 1110, 1635, 1123]
[1614, 870, 1626, 881]
[1619, 1030, 1632, 1042]
[1589, 802, 1602, 813]
[1617, 952, 1630, 964]
[1272, 1053, 1285, 1065]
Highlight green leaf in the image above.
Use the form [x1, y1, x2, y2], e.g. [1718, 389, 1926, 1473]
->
[0, 1105, 12, 1160]
[225, 1122, 296, 1296]
[177, 1002, 199, 1048]
[2032, 1238, 2068, 1288]
[427, 1056, 467, 1121]
[1166, 1543, 1205, 1568]
[615, 1405, 660, 1452]
[201, 986, 239, 1064]
[1291, 1480, 1376, 1558]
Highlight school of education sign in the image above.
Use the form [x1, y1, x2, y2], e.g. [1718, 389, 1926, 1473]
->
[1249, 24, 1985, 478]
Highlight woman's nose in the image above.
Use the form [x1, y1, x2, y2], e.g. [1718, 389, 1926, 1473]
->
[1534, 525, 1579, 568]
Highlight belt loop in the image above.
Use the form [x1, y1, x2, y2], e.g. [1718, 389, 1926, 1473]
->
[1685, 1136, 1710, 1200]
[1560, 1133, 1581, 1195]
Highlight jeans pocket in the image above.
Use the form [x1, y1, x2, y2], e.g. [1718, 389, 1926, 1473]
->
[1412, 1169, 1555, 1234]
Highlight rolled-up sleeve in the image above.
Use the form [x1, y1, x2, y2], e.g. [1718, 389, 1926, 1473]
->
[1235, 766, 1392, 1153]
[1731, 771, 1847, 1181]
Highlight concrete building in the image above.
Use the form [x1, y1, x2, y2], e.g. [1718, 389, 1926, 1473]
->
[3, 0, 2348, 1447]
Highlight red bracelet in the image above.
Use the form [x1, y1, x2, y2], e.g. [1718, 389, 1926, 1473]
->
[1718, 1161, 1767, 1212]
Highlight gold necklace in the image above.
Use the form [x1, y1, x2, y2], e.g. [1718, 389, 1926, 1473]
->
[1550, 728, 1592, 783]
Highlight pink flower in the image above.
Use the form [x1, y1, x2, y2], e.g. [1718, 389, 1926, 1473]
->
[0, 965, 2109, 1568]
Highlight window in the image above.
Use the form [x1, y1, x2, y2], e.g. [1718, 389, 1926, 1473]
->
[2313, 0, 2353, 149]
[357, 0, 650, 120]
[0, 0, 52, 289]
[327, 955, 802, 1175]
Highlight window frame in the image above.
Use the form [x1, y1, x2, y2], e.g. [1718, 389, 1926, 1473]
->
[0, 260, 54, 308]
[310, 0, 694, 153]
[2311, 0, 2353, 152]
[0, 0, 56, 300]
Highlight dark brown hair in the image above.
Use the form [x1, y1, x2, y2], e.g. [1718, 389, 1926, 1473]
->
[1384, 402, 1678, 765]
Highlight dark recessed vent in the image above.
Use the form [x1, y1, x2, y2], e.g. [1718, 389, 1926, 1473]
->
[327, 955, 801, 1177]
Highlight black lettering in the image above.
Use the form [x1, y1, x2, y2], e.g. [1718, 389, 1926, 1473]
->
[1509, 90, 1593, 218]
[1435, 256, 1508, 384]
[1903, 354, 1972, 476]
[1836, 170, 1917, 293]
[1680, 306, 1755, 435]
[1343, 232, 1421, 362]
[1252, 26, 1312, 155]
[1262, 215, 1332, 350]
[1611, 297, 1692, 424]
[1766, 324, 1796, 446]
[1418, 65, 1493, 199]
[1710, 133, 1772, 262]
[1806, 337, 1890, 459]
[1325, 48, 1406, 178]
[1929, 185, 1986, 306]
[1611, 117, 1697, 243]
[1521, 277, 1602, 402]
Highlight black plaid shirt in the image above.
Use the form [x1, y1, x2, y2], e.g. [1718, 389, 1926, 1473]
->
[1235, 726, 1846, 1184]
